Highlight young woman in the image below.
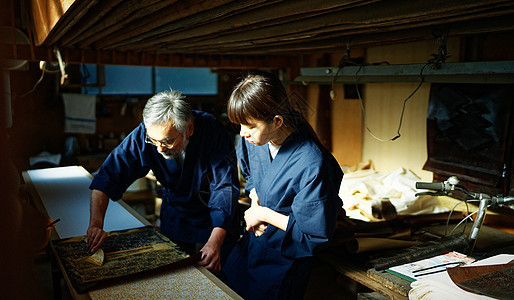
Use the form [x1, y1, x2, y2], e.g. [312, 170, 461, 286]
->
[222, 71, 344, 299]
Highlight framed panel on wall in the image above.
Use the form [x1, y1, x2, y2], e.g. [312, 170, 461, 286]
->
[423, 83, 514, 196]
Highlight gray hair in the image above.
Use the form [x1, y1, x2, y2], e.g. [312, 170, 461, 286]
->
[142, 90, 193, 133]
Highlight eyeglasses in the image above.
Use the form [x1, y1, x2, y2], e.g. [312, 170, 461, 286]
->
[145, 132, 182, 149]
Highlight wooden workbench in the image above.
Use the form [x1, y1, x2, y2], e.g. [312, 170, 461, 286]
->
[23, 166, 241, 299]
[319, 223, 514, 299]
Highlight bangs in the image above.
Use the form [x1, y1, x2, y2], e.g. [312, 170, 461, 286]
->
[227, 94, 253, 125]
[227, 74, 276, 125]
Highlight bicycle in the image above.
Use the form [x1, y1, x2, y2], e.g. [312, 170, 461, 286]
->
[415, 176, 514, 255]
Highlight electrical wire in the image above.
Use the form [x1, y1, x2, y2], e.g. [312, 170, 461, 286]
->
[355, 62, 430, 142]
[13, 64, 46, 99]
[12, 62, 61, 99]
[448, 209, 479, 236]
[444, 199, 478, 236]
[331, 31, 448, 142]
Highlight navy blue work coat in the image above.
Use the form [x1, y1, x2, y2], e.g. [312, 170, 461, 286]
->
[90, 111, 240, 243]
[223, 125, 344, 299]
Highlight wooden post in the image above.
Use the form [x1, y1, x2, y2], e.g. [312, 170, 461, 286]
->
[316, 54, 332, 151]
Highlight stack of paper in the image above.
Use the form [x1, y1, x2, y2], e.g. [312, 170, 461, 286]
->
[407, 254, 514, 300]
[387, 252, 475, 282]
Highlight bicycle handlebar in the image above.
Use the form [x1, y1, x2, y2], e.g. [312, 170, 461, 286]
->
[415, 182, 446, 191]
[416, 177, 514, 207]
[496, 196, 514, 206]
[415, 176, 513, 255]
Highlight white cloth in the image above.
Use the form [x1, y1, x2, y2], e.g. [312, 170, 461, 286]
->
[339, 167, 448, 221]
[63, 93, 96, 134]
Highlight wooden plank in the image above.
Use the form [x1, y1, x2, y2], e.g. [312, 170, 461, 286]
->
[95, 0, 273, 50]
[143, 13, 514, 55]
[30, 0, 77, 45]
[132, 0, 514, 52]
[319, 251, 408, 300]
[367, 268, 411, 297]
[66, 0, 178, 46]
[159, 4, 514, 55]
[39, 0, 100, 46]
[0, 44, 292, 68]
[56, 0, 127, 46]
[316, 54, 333, 151]
[330, 50, 363, 167]
[112, 0, 376, 51]
[87, 0, 248, 49]
[26, 0, 514, 56]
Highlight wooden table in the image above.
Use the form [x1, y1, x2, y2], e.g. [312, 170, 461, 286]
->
[319, 223, 514, 299]
[23, 166, 241, 299]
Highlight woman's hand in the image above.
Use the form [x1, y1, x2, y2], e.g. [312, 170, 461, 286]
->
[245, 188, 289, 235]
[246, 189, 268, 236]
[244, 204, 267, 231]
[249, 223, 268, 237]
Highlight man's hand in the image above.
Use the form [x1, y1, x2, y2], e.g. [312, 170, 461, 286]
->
[87, 225, 107, 253]
[197, 227, 226, 272]
[198, 240, 221, 272]
[87, 189, 109, 253]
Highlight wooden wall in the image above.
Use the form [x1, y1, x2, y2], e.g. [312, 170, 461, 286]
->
[360, 39, 462, 180]
[300, 39, 463, 180]
[302, 50, 364, 169]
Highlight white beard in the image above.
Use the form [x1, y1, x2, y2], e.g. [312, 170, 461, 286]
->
[159, 150, 180, 160]
[159, 136, 189, 160]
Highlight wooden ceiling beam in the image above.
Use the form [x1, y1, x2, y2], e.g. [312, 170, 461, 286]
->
[29, 0, 78, 45]
[119, 0, 514, 53]
[21, 0, 514, 57]
[88, 0, 255, 49]
[141, 9, 514, 55]
[112, 0, 377, 51]
[70, 0, 180, 47]
[1, 44, 292, 68]
[166, 16, 514, 55]
[37, 0, 100, 45]
[57, 0, 153, 46]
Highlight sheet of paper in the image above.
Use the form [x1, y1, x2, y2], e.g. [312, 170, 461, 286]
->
[387, 251, 475, 281]
[408, 254, 514, 300]
[27, 166, 145, 239]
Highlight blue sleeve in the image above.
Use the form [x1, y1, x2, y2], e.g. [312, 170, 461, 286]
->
[236, 137, 254, 194]
[90, 128, 150, 200]
[207, 126, 240, 231]
[281, 161, 343, 258]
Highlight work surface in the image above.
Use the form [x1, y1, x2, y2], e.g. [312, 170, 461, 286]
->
[24, 166, 241, 299]
[24, 166, 146, 239]
[321, 221, 514, 299]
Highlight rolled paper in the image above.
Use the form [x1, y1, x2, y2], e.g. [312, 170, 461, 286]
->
[346, 237, 421, 253]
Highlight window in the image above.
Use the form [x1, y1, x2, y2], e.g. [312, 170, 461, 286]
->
[155, 67, 218, 95]
[81, 65, 218, 95]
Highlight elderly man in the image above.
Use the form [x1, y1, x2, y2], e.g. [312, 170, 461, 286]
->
[86, 90, 240, 272]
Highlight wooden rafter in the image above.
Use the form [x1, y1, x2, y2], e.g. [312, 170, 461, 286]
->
[6, 0, 511, 65]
